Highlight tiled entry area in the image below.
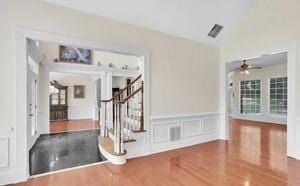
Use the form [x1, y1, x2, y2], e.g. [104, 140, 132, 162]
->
[29, 129, 106, 175]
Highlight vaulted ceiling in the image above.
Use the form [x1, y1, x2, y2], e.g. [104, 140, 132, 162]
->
[45, 0, 256, 45]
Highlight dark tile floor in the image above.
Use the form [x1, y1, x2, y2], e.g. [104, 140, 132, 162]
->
[29, 129, 106, 175]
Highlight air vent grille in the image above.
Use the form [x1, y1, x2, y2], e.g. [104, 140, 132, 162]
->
[170, 126, 181, 141]
[208, 24, 223, 38]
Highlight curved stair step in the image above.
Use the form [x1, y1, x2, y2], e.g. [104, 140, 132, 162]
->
[98, 136, 127, 165]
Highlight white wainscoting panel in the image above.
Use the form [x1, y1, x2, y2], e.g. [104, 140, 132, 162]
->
[181, 119, 201, 138]
[68, 105, 94, 120]
[150, 113, 219, 153]
[0, 137, 9, 168]
[202, 117, 219, 135]
[153, 121, 177, 143]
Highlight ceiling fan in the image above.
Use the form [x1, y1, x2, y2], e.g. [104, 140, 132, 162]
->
[236, 60, 262, 74]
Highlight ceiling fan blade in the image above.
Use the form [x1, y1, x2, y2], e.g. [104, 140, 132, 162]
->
[230, 67, 241, 71]
[249, 66, 262, 69]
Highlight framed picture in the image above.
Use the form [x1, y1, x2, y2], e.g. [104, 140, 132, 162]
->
[73, 85, 85, 99]
[59, 45, 91, 64]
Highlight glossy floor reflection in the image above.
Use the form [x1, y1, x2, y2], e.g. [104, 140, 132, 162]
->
[29, 129, 106, 175]
[19, 119, 300, 185]
[229, 118, 288, 171]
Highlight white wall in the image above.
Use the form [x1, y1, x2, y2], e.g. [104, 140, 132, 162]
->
[50, 72, 95, 120]
[229, 65, 287, 124]
[93, 50, 138, 69]
[112, 76, 131, 89]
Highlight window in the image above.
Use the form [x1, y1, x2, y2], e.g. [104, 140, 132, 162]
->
[269, 77, 287, 115]
[240, 80, 261, 114]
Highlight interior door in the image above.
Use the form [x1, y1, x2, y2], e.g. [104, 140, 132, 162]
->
[27, 69, 39, 149]
[30, 75, 38, 136]
[96, 79, 101, 123]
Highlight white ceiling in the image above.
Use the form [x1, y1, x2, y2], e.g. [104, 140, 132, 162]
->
[44, 0, 256, 45]
[228, 52, 287, 71]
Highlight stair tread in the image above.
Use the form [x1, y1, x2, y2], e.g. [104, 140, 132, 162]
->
[98, 136, 126, 156]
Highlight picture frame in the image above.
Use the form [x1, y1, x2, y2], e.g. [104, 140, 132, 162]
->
[59, 45, 91, 64]
[73, 85, 85, 99]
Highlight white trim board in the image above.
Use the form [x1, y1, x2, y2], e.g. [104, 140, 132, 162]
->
[29, 160, 109, 179]
[13, 27, 151, 185]
[43, 62, 139, 77]
[150, 112, 219, 120]
[229, 115, 286, 125]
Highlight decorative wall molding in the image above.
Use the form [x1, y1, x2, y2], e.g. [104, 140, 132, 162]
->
[0, 131, 19, 186]
[68, 105, 94, 120]
[150, 112, 219, 153]
[0, 137, 10, 168]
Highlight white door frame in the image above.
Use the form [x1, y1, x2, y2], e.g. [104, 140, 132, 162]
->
[15, 27, 151, 182]
[219, 43, 299, 159]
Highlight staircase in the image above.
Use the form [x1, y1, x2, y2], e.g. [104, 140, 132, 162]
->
[98, 75, 145, 165]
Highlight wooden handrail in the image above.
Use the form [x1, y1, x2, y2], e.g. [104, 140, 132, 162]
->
[102, 74, 142, 103]
[114, 86, 143, 104]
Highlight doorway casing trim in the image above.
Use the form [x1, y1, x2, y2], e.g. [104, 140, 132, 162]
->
[219, 42, 299, 159]
[15, 27, 151, 183]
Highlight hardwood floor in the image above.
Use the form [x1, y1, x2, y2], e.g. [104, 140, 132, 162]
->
[15, 118, 300, 186]
[50, 119, 100, 133]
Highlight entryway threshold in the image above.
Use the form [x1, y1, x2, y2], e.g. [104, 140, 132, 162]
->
[29, 160, 109, 179]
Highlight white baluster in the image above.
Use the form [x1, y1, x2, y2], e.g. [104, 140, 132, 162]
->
[120, 104, 124, 153]
[114, 103, 117, 152]
[104, 102, 107, 136]
[125, 100, 129, 140]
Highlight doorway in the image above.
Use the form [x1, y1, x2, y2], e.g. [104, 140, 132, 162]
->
[48, 72, 101, 133]
[29, 70, 105, 175]
[223, 51, 294, 162]
[15, 28, 150, 181]
[26, 38, 145, 176]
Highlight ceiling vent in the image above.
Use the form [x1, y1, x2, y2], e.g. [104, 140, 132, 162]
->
[208, 24, 223, 38]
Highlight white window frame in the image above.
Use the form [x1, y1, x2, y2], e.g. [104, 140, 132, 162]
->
[268, 76, 288, 117]
[239, 79, 262, 115]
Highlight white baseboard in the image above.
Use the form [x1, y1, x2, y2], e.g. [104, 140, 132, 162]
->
[229, 114, 287, 125]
